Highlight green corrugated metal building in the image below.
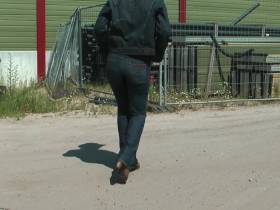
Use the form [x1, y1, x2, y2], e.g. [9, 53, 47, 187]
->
[0, 0, 36, 50]
[0, 0, 179, 51]
[188, 0, 280, 26]
[1, 0, 280, 51]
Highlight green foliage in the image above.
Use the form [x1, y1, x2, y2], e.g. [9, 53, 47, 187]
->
[0, 58, 4, 86]
[213, 82, 232, 100]
[6, 53, 18, 92]
[0, 83, 118, 118]
[0, 73, 4, 86]
[148, 84, 160, 103]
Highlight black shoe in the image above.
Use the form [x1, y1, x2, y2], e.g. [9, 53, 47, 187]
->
[110, 164, 129, 185]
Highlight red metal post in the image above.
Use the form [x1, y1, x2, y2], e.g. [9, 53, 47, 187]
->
[37, 0, 46, 81]
[179, 0, 186, 23]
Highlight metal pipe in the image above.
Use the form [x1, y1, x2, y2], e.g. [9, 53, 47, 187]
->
[78, 8, 84, 88]
[159, 60, 163, 106]
[233, 2, 261, 25]
[79, 4, 105, 10]
[164, 46, 169, 106]
[166, 98, 280, 105]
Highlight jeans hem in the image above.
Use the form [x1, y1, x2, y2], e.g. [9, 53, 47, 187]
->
[117, 158, 137, 171]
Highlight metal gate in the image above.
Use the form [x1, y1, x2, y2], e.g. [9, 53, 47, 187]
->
[159, 23, 280, 106]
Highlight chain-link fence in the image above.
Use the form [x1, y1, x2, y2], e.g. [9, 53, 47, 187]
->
[46, 9, 81, 98]
[46, 5, 105, 98]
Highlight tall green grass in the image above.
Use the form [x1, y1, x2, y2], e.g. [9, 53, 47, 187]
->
[0, 85, 62, 118]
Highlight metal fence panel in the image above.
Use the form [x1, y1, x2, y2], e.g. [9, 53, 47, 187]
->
[46, 10, 81, 97]
[46, 5, 105, 97]
[159, 19, 280, 105]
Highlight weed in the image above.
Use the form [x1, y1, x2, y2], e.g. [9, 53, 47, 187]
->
[6, 54, 18, 93]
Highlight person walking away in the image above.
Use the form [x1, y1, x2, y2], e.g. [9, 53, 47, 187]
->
[94, 0, 171, 184]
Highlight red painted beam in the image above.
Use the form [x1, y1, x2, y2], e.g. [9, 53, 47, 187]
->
[37, 0, 46, 81]
[179, 0, 186, 23]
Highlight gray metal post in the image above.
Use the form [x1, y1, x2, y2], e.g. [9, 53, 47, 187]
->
[53, 16, 75, 89]
[78, 8, 84, 88]
[206, 23, 218, 97]
[164, 45, 169, 106]
[261, 25, 266, 37]
[159, 61, 163, 106]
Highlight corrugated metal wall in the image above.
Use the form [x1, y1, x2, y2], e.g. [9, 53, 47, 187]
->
[0, 0, 36, 50]
[46, 0, 179, 49]
[0, 0, 178, 51]
[188, 0, 280, 26]
[1, 0, 279, 51]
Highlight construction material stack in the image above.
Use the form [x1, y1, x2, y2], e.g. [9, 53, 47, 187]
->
[81, 25, 106, 83]
[230, 53, 280, 99]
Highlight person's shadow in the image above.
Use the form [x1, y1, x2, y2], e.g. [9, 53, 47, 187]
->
[63, 143, 117, 169]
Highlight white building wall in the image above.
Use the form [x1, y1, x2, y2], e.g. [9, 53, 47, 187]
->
[0, 51, 51, 86]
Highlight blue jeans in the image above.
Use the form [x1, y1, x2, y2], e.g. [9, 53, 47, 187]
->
[106, 53, 150, 170]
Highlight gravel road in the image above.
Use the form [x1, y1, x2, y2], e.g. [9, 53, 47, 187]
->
[0, 105, 280, 210]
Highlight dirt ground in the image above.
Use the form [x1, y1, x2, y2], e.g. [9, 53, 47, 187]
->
[0, 105, 280, 210]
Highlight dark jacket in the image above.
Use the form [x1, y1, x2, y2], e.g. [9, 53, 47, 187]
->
[94, 0, 171, 62]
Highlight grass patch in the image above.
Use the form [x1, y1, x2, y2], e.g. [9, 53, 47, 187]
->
[0, 84, 117, 119]
[1, 82, 278, 119]
[0, 85, 63, 118]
